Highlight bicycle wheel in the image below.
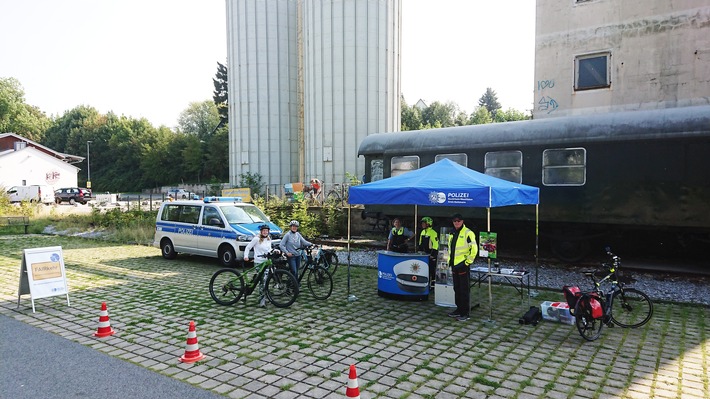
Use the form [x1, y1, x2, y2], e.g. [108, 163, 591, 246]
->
[265, 269, 299, 308]
[317, 253, 338, 276]
[610, 288, 653, 328]
[574, 294, 604, 341]
[307, 265, 333, 300]
[326, 189, 341, 204]
[209, 269, 245, 305]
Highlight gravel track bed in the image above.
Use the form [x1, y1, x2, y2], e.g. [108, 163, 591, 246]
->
[337, 249, 710, 307]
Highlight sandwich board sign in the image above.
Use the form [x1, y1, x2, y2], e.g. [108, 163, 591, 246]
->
[17, 246, 70, 313]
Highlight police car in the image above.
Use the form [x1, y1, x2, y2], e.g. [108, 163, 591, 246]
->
[153, 197, 282, 267]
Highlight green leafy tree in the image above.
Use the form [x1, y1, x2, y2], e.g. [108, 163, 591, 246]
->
[140, 126, 179, 188]
[469, 106, 493, 125]
[239, 171, 263, 198]
[0, 77, 51, 141]
[212, 61, 228, 122]
[177, 101, 225, 184]
[400, 95, 423, 131]
[493, 108, 531, 122]
[421, 101, 458, 128]
[478, 87, 502, 116]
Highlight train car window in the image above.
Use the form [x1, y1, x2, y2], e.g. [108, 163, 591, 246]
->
[484, 151, 522, 183]
[371, 159, 384, 182]
[435, 153, 467, 166]
[542, 148, 586, 186]
[575, 52, 610, 90]
[391, 156, 419, 177]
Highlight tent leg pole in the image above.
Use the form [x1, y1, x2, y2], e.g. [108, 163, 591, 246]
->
[483, 207, 495, 326]
[530, 204, 540, 297]
[347, 205, 357, 302]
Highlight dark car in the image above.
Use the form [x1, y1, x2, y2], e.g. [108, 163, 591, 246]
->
[55, 187, 92, 205]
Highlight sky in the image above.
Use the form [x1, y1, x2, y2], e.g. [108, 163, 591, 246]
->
[0, 0, 535, 129]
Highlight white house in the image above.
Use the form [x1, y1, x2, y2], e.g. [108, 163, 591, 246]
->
[0, 133, 83, 191]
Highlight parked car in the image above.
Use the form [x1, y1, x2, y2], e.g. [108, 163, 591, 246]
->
[167, 188, 199, 200]
[6, 185, 55, 205]
[55, 187, 92, 205]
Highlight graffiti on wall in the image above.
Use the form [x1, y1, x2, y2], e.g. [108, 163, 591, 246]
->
[45, 170, 60, 184]
[537, 79, 559, 114]
[538, 96, 559, 114]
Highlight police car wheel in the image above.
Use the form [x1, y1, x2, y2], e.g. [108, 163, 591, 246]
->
[161, 239, 177, 260]
[219, 246, 236, 267]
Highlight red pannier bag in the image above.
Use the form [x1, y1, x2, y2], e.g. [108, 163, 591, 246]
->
[586, 293, 604, 319]
[562, 286, 581, 309]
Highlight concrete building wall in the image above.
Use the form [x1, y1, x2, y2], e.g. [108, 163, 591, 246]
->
[534, 1, 710, 118]
[226, 0, 401, 189]
[302, 0, 401, 184]
[226, 0, 300, 187]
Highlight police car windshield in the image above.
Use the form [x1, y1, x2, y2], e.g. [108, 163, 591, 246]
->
[219, 204, 268, 224]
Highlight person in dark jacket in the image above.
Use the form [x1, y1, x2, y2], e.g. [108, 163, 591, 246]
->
[387, 218, 413, 253]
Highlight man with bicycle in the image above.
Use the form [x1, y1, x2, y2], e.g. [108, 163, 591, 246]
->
[279, 220, 313, 279]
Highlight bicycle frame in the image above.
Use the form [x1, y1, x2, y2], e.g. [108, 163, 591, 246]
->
[587, 254, 623, 318]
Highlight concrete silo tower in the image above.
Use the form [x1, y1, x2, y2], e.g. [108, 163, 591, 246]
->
[226, 0, 300, 189]
[226, 0, 401, 190]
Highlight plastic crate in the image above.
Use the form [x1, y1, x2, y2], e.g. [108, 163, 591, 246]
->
[541, 301, 575, 325]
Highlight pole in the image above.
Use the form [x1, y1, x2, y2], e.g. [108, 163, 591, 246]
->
[86, 141, 92, 189]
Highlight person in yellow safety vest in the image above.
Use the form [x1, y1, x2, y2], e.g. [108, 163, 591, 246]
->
[386, 218, 414, 253]
[418, 216, 439, 289]
[446, 213, 478, 322]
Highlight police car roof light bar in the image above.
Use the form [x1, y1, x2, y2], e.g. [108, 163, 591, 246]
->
[203, 196, 243, 203]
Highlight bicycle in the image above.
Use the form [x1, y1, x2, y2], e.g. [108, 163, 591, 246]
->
[209, 251, 299, 308]
[300, 244, 339, 276]
[289, 245, 334, 300]
[567, 247, 653, 341]
[325, 183, 349, 205]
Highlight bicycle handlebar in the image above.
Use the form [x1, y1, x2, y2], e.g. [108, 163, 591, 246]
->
[257, 250, 282, 259]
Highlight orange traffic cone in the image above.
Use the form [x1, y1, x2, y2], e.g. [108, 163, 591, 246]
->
[179, 320, 205, 363]
[346, 364, 361, 399]
[94, 302, 115, 337]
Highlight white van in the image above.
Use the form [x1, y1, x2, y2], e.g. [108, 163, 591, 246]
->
[7, 185, 55, 205]
[153, 197, 282, 267]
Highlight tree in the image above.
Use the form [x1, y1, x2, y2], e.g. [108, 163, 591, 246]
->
[493, 108, 531, 122]
[478, 87, 501, 116]
[468, 106, 493, 125]
[0, 77, 51, 141]
[421, 101, 458, 128]
[176, 101, 226, 184]
[212, 61, 228, 122]
[400, 96, 423, 131]
[239, 171, 263, 198]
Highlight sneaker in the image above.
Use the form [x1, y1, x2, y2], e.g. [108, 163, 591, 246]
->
[456, 315, 470, 322]
[447, 310, 461, 318]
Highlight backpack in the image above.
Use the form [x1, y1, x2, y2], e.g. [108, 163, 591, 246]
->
[519, 306, 542, 326]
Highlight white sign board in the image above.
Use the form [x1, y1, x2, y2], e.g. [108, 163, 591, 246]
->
[17, 246, 70, 313]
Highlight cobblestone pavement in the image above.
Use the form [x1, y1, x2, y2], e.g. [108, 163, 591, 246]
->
[1, 235, 708, 399]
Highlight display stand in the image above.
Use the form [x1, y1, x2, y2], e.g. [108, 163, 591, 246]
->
[471, 266, 530, 312]
[434, 227, 455, 307]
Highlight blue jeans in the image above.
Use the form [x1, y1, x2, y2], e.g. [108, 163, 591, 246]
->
[286, 255, 301, 278]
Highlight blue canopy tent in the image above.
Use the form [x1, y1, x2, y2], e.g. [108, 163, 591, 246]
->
[346, 158, 540, 320]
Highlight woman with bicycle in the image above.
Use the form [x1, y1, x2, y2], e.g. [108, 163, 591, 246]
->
[244, 224, 279, 307]
[279, 220, 312, 278]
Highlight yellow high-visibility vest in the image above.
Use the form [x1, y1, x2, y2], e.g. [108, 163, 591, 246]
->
[447, 226, 477, 266]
